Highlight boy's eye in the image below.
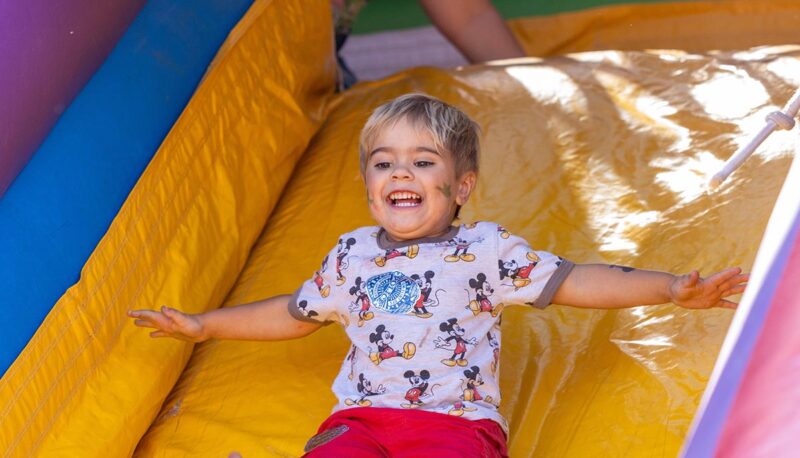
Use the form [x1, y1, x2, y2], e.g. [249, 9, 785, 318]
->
[414, 161, 434, 168]
[374, 162, 391, 169]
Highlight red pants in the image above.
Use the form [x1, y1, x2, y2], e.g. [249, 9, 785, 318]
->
[303, 407, 508, 457]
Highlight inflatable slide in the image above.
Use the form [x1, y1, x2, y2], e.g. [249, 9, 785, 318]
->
[2, 0, 799, 456]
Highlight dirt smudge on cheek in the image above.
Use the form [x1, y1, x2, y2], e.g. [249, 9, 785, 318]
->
[436, 183, 452, 199]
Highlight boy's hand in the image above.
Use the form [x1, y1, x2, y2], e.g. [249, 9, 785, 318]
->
[669, 267, 749, 310]
[128, 306, 207, 342]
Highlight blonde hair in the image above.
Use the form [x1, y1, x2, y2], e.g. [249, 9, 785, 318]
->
[359, 93, 480, 178]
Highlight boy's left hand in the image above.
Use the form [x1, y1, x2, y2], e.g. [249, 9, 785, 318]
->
[669, 267, 749, 309]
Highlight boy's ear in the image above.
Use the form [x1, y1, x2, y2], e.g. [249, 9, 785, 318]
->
[455, 171, 477, 206]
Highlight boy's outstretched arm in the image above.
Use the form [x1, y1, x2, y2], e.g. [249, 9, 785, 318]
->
[127, 295, 322, 342]
[551, 264, 749, 310]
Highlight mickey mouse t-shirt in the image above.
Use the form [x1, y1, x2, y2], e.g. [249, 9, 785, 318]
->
[288, 221, 574, 432]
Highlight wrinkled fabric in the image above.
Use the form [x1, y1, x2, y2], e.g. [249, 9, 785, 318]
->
[139, 44, 800, 456]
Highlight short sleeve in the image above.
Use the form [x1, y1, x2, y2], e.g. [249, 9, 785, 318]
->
[287, 244, 347, 325]
[495, 226, 574, 309]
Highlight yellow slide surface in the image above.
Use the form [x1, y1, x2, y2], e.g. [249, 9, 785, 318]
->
[511, 0, 800, 56]
[137, 46, 799, 455]
[3, 1, 799, 457]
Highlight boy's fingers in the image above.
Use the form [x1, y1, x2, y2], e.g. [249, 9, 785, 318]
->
[708, 267, 742, 287]
[129, 309, 167, 321]
[133, 319, 158, 329]
[720, 274, 749, 291]
[734, 273, 750, 286]
[150, 330, 168, 338]
[716, 299, 738, 309]
[682, 271, 700, 288]
[161, 306, 185, 321]
[722, 285, 747, 297]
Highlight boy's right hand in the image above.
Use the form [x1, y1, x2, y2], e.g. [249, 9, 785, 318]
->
[128, 306, 207, 342]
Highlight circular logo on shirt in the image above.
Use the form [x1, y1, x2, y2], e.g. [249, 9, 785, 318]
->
[365, 271, 420, 315]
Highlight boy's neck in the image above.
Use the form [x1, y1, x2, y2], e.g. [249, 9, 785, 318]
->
[378, 225, 459, 250]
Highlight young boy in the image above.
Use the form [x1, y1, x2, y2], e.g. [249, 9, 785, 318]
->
[129, 93, 748, 457]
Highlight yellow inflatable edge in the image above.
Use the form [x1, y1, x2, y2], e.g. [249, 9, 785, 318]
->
[511, 0, 800, 56]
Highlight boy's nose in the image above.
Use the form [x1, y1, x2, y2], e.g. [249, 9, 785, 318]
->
[391, 164, 413, 180]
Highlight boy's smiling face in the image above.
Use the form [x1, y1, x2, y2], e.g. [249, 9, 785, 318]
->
[364, 117, 476, 241]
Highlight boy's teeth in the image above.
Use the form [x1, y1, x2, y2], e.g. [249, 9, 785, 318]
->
[390, 192, 420, 199]
[388, 191, 422, 207]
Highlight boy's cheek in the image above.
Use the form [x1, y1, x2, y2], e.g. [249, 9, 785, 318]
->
[436, 183, 452, 199]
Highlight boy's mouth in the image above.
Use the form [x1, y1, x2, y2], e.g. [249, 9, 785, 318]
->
[387, 191, 422, 208]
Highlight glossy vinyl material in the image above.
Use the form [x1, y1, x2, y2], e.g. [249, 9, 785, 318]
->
[0, 0, 335, 455]
[139, 45, 800, 458]
[511, 0, 800, 57]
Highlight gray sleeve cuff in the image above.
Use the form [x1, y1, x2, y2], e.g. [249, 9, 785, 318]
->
[531, 259, 575, 309]
[287, 288, 333, 325]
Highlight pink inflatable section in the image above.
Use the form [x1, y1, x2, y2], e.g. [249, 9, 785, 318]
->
[0, 0, 145, 198]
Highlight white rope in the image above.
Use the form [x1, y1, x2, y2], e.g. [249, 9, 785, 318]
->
[710, 88, 800, 188]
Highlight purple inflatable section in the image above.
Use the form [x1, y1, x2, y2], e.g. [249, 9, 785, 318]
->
[0, 0, 146, 198]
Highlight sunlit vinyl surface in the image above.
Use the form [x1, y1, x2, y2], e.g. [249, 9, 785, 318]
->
[510, 0, 800, 57]
[138, 46, 799, 458]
